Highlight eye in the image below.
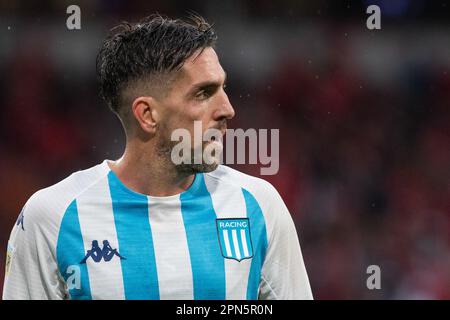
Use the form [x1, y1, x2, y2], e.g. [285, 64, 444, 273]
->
[195, 87, 216, 100]
[195, 90, 210, 100]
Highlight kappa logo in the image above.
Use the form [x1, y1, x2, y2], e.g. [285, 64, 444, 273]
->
[16, 207, 25, 231]
[80, 240, 126, 264]
[216, 218, 253, 262]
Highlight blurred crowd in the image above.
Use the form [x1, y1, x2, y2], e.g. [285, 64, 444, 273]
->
[0, 0, 449, 299]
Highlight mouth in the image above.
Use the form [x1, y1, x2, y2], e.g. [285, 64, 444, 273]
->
[206, 126, 226, 142]
[208, 136, 223, 144]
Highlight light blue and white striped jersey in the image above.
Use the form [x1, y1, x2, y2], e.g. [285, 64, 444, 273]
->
[3, 160, 312, 300]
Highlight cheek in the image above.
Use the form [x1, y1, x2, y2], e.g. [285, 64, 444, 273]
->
[170, 100, 201, 123]
[163, 100, 212, 143]
[178, 104, 210, 133]
[187, 107, 207, 123]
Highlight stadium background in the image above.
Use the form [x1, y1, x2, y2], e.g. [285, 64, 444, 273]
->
[0, 0, 449, 299]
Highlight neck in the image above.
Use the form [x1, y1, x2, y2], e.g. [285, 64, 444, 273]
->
[108, 139, 195, 197]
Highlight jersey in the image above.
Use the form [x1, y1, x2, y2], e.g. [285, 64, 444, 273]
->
[2, 160, 313, 300]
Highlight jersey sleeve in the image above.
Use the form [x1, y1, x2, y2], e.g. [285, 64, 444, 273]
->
[2, 194, 66, 300]
[258, 185, 313, 300]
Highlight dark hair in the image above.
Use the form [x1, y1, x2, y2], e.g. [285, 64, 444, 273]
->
[96, 13, 217, 114]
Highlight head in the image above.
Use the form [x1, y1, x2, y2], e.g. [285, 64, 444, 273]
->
[97, 14, 235, 174]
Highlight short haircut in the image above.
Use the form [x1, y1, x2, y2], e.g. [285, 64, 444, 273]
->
[96, 13, 217, 116]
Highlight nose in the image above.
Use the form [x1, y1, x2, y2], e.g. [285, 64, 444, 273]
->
[213, 91, 235, 121]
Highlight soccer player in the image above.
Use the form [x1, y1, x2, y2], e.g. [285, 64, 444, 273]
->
[2, 14, 313, 300]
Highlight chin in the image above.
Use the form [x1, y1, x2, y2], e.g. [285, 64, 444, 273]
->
[176, 162, 220, 175]
[194, 163, 219, 173]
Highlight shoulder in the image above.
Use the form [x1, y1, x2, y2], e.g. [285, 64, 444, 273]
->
[205, 165, 288, 237]
[21, 161, 110, 232]
[205, 165, 293, 242]
[205, 165, 281, 204]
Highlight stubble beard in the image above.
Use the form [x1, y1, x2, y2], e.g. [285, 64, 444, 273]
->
[156, 124, 221, 176]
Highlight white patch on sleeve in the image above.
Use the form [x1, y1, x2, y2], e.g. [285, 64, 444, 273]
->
[5, 242, 16, 277]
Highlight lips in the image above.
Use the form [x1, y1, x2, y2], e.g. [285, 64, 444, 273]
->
[205, 125, 226, 141]
[212, 120, 227, 136]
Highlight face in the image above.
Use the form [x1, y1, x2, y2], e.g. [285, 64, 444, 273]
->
[154, 47, 235, 174]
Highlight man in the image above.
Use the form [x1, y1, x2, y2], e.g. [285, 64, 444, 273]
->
[3, 14, 313, 300]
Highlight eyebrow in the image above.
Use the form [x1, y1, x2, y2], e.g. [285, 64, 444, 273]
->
[188, 71, 227, 95]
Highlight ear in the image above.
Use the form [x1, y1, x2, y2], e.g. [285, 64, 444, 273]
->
[131, 96, 160, 134]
